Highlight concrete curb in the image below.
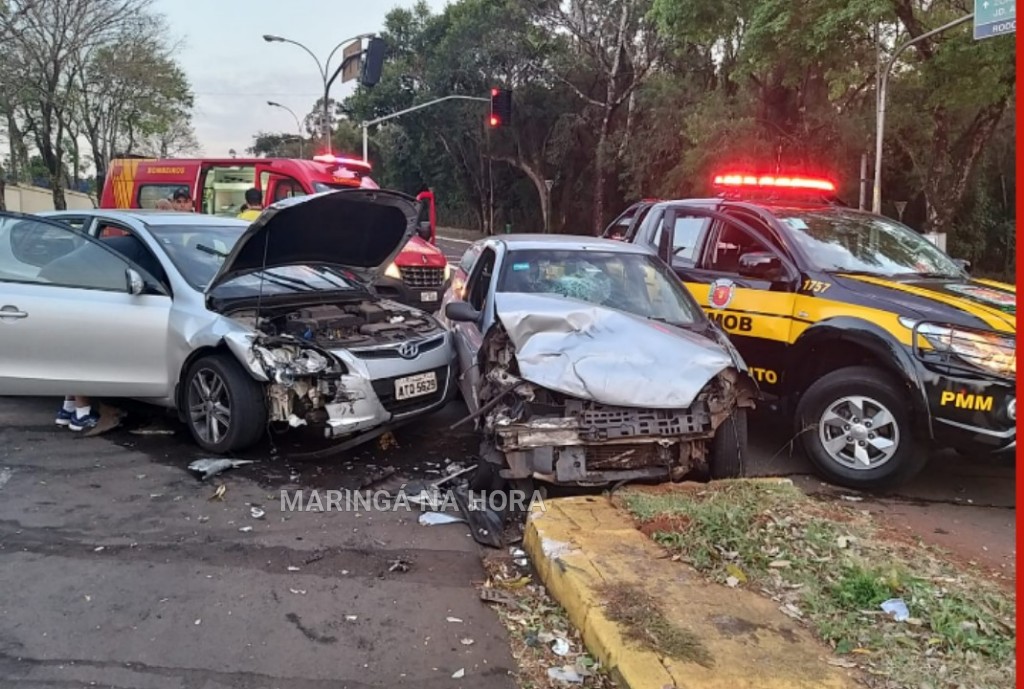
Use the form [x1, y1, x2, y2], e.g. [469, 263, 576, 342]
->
[523, 492, 859, 689]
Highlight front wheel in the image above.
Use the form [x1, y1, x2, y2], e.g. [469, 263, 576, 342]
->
[184, 354, 267, 453]
[708, 408, 748, 479]
[795, 365, 926, 490]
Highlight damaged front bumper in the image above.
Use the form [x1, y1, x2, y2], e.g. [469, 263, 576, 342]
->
[487, 370, 755, 485]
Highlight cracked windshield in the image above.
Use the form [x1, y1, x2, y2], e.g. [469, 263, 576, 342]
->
[0, 0, 1015, 688]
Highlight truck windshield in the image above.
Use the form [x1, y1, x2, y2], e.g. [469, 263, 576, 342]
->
[774, 209, 963, 278]
[497, 249, 700, 327]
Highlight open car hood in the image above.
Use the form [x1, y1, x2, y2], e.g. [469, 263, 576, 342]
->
[493, 293, 736, 409]
[207, 189, 417, 292]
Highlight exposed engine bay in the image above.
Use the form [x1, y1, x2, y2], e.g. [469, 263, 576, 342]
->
[228, 300, 442, 349]
[473, 326, 756, 485]
[225, 300, 444, 431]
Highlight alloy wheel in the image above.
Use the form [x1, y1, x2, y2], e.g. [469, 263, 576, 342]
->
[817, 395, 899, 470]
[188, 367, 232, 445]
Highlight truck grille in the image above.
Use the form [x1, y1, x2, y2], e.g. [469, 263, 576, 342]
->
[371, 366, 449, 415]
[398, 266, 444, 288]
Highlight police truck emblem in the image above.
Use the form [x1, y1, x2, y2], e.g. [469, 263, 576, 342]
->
[708, 279, 735, 309]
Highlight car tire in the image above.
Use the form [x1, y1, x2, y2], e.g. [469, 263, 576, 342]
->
[708, 408, 748, 479]
[795, 365, 926, 490]
[184, 353, 267, 454]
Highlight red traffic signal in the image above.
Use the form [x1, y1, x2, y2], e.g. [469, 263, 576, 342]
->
[489, 87, 512, 127]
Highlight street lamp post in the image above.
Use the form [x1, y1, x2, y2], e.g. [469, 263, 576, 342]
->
[263, 32, 374, 154]
[267, 101, 304, 157]
[872, 13, 972, 214]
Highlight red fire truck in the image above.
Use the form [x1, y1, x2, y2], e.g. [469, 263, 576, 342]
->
[98, 154, 451, 310]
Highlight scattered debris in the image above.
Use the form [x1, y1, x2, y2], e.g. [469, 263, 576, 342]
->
[839, 494, 864, 502]
[344, 615, 358, 622]
[479, 587, 519, 608]
[419, 512, 465, 526]
[82, 404, 124, 437]
[880, 598, 910, 622]
[129, 427, 175, 436]
[209, 485, 227, 501]
[378, 432, 399, 451]
[360, 465, 397, 489]
[287, 566, 301, 572]
[238, 526, 253, 533]
[388, 558, 411, 573]
[250, 507, 266, 519]
[451, 668, 465, 679]
[551, 638, 571, 656]
[460, 638, 475, 646]
[446, 616, 463, 623]
[547, 666, 584, 684]
[304, 551, 325, 565]
[188, 458, 255, 481]
[194, 619, 201, 625]
[93, 546, 104, 552]
[289, 588, 307, 595]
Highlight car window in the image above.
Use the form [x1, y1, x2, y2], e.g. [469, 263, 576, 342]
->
[0, 215, 130, 291]
[466, 248, 496, 311]
[603, 208, 636, 239]
[459, 245, 483, 274]
[47, 215, 91, 232]
[497, 248, 699, 326]
[96, 221, 170, 287]
[704, 221, 772, 274]
[653, 215, 709, 262]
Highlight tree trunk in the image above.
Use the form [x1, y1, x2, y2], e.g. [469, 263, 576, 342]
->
[591, 106, 613, 235]
[491, 154, 550, 232]
[0, 176, 6, 211]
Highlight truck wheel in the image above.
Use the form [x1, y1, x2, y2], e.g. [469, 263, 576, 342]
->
[708, 408, 748, 479]
[795, 366, 926, 490]
[184, 353, 267, 454]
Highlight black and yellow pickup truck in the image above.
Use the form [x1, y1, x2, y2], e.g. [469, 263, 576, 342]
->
[605, 174, 1016, 490]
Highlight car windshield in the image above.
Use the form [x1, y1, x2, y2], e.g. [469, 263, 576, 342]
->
[147, 223, 360, 293]
[774, 209, 962, 277]
[496, 248, 700, 326]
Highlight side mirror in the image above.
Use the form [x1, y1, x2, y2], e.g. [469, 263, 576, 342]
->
[738, 251, 783, 280]
[953, 258, 971, 273]
[445, 300, 480, 323]
[126, 268, 145, 295]
[416, 220, 432, 241]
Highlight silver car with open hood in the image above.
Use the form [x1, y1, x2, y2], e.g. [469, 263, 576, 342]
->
[438, 235, 757, 486]
[0, 189, 455, 452]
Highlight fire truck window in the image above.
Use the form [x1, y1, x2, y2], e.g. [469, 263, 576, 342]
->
[706, 222, 770, 274]
[138, 185, 185, 209]
[272, 179, 306, 203]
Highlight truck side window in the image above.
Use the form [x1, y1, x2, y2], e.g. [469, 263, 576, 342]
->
[704, 222, 771, 274]
[653, 215, 709, 262]
[138, 185, 185, 209]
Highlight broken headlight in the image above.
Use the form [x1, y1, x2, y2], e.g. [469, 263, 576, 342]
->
[385, 262, 401, 280]
[901, 318, 1016, 377]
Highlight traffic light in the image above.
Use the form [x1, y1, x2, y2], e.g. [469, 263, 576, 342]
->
[360, 37, 386, 88]
[489, 87, 512, 127]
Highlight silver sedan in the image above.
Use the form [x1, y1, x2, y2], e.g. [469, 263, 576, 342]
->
[0, 189, 455, 452]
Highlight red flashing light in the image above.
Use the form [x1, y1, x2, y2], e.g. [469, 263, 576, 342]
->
[713, 173, 835, 193]
[312, 154, 372, 171]
[489, 115, 500, 127]
[491, 87, 499, 97]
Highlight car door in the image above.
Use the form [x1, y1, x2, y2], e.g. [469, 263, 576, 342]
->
[0, 213, 173, 397]
[670, 207, 800, 394]
[451, 247, 496, 410]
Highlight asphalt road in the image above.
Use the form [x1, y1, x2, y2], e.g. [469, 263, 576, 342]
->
[0, 397, 518, 688]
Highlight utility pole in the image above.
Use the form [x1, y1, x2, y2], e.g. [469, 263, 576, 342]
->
[872, 13, 973, 214]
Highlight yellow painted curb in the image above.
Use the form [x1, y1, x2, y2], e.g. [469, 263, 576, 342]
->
[524, 494, 860, 689]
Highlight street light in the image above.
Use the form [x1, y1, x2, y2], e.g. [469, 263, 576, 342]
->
[262, 32, 375, 154]
[872, 13, 972, 214]
[267, 101, 304, 157]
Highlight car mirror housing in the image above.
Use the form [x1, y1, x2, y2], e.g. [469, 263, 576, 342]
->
[445, 300, 480, 323]
[738, 251, 783, 280]
[416, 220, 432, 241]
[126, 268, 145, 295]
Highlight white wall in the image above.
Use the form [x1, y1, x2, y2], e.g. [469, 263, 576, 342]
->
[4, 184, 96, 213]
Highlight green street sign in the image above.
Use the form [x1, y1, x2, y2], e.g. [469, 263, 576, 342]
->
[975, 0, 1015, 39]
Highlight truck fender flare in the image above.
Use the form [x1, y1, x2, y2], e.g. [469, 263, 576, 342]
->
[787, 318, 933, 439]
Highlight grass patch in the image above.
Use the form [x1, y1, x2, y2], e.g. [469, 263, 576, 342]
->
[621, 481, 1016, 689]
[598, 582, 713, 667]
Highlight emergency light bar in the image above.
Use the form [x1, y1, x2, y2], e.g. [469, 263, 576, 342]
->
[312, 154, 372, 172]
[713, 173, 836, 193]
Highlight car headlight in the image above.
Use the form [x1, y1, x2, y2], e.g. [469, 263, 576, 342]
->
[443, 263, 452, 281]
[900, 318, 1016, 376]
[384, 262, 401, 280]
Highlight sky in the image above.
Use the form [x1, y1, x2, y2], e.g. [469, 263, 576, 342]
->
[153, 0, 450, 157]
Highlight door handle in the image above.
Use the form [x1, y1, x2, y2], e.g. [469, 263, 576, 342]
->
[0, 306, 28, 319]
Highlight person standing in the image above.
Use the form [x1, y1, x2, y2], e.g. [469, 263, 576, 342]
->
[237, 188, 263, 221]
[56, 395, 100, 431]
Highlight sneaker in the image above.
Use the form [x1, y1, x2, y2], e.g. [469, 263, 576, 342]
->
[69, 409, 101, 432]
[55, 407, 75, 427]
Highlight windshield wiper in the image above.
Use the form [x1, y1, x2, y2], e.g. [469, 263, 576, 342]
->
[196, 243, 228, 258]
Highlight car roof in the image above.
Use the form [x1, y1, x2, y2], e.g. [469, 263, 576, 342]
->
[43, 209, 249, 227]
[488, 233, 655, 255]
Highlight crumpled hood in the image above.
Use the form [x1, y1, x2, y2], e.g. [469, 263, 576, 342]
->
[207, 188, 417, 292]
[493, 293, 736, 409]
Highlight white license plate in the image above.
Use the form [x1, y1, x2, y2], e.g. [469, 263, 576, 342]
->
[394, 372, 438, 400]
[420, 291, 438, 302]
